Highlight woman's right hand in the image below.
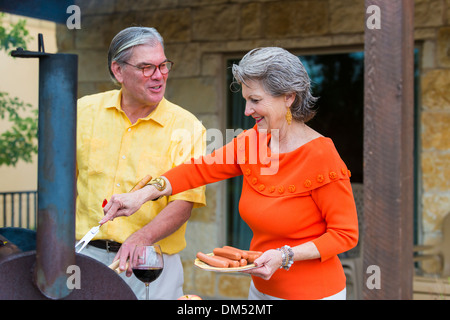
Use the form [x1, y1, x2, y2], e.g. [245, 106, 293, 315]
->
[99, 186, 155, 225]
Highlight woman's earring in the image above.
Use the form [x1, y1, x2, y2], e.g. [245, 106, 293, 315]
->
[285, 108, 292, 125]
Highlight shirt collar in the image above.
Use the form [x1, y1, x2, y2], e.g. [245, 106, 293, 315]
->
[104, 89, 171, 127]
[104, 89, 122, 111]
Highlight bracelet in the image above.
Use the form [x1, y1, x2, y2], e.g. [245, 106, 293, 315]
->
[276, 245, 294, 270]
[146, 177, 166, 201]
[276, 248, 284, 269]
[146, 177, 166, 191]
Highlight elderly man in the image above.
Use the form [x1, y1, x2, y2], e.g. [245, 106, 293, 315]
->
[76, 27, 206, 299]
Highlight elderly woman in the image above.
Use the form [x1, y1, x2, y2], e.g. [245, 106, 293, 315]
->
[102, 47, 358, 300]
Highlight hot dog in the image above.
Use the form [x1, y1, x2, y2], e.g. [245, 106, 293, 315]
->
[214, 255, 240, 268]
[222, 246, 249, 259]
[213, 247, 241, 261]
[197, 247, 263, 269]
[196, 252, 229, 268]
[239, 258, 248, 267]
[246, 250, 263, 263]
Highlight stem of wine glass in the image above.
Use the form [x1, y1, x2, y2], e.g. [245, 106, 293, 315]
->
[145, 283, 149, 300]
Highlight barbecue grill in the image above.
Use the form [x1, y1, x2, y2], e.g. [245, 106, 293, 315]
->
[0, 35, 136, 300]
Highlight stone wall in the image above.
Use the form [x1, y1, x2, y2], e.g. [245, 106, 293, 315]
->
[56, 0, 450, 297]
[419, 7, 450, 273]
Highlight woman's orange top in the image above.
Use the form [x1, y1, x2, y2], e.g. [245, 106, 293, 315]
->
[163, 128, 359, 299]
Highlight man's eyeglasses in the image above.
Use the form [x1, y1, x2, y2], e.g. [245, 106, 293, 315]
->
[120, 60, 174, 77]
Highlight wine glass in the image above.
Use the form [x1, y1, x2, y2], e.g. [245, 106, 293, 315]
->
[131, 244, 164, 300]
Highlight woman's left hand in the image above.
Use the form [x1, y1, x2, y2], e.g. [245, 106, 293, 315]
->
[241, 249, 282, 280]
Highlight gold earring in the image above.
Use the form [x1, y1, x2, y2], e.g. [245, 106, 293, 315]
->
[285, 108, 292, 125]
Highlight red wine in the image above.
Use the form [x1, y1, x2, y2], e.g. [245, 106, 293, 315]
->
[132, 267, 163, 283]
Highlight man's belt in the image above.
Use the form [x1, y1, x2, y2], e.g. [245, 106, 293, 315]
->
[90, 240, 122, 252]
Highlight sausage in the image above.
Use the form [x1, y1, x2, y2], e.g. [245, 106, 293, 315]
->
[196, 252, 229, 268]
[239, 258, 248, 267]
[213, 247, 241, 261]
[246, 251, 263, 263]
[222, 246, 249, 259]
[214, 255, 240, 268]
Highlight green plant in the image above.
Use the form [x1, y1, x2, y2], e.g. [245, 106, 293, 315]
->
[0, 13, 32, 51]
[0, 92, 38, 166]
[0, 13, 37, 167]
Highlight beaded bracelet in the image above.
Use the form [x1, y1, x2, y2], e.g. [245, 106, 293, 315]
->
[276, 247, 286, 269]
[276, 245, 294, 270]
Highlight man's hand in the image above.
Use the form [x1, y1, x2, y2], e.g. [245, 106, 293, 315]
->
[114, 230, 149, 277]
[110, 200, 193, 277]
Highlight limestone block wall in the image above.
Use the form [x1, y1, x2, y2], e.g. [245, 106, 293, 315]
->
[56, 0, 450, 297]
[419, 18, 450, 272]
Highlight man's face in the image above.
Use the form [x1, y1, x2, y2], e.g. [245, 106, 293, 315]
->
[114, 43, 169, 108]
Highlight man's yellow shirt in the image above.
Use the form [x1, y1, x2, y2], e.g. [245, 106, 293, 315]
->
[76, 89, 206, 254]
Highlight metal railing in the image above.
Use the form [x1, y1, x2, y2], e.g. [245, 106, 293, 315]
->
[0, 191, 37, 229]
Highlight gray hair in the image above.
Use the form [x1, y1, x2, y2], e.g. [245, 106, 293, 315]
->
[107, 27, 164, 84]
[232, 47, 317, 123]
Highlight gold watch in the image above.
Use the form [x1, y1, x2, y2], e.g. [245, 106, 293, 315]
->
[147, 177, 166, 200]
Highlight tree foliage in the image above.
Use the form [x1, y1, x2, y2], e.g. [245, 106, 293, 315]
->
[0, 92, 38, 166]
[0, 13, 38, 167]
[0, 14, 31, 51]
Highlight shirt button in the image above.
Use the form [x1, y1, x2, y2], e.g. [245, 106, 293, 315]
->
[116, 183, 120, 187]
[122, 155, 126, 159]
[128, 128, 131, 132]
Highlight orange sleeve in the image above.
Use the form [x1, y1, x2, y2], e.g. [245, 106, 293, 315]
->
[311, 179, 359, 262]
[163, 139, 242, 195]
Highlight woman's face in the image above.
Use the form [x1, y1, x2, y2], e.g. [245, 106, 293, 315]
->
[241, 80, 294, 133]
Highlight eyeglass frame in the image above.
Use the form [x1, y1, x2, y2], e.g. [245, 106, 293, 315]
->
[119, 59, 174, 77]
